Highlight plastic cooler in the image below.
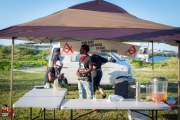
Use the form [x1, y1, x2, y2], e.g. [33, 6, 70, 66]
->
[114, 76, 136, 98]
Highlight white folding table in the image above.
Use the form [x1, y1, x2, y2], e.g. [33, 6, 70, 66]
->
[61, 99, 116, 120]
[24, 88, 67, 97]
[13, 88, 67, 120]
[61, 99, 171, 120]
[113, 99, 170, 120]
[13, 96, 64, 108]
[61, 99, 116, 109]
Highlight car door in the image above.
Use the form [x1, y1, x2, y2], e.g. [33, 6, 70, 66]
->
[65, 54, 80, 84]
[97, 53, 120, 85]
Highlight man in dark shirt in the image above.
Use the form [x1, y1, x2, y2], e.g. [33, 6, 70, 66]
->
[44, 60, 63, 87]
[53, 48, 61, 67]
[76, 45, 93, 99]
[91, 54, 108, 99]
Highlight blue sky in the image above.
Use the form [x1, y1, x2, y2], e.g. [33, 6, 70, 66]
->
[0, 0, 180, 52]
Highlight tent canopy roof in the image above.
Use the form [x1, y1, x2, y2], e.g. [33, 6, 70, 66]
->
[69, 0, 129, 14]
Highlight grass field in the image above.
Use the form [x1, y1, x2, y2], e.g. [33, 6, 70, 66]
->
[0, 68, 178, 120]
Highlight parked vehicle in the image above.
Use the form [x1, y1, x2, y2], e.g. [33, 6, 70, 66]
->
[48, 44, 134, 85]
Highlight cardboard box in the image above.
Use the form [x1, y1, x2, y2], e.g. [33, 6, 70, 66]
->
[128, 110, 148, 120]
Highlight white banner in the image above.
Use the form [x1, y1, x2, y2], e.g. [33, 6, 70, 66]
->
[60, 40, 140, 58]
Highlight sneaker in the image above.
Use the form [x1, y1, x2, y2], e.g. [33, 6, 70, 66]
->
[93, 109, 98, 113]
[102, 94, 106, 99]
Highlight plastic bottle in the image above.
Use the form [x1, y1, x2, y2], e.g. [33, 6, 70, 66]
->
[53, 79, 58, 91]
[45, 82, 50, 88]
[136, 82, 141, 102]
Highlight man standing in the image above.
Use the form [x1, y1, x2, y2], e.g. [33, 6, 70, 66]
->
[76, 45, 93, 99]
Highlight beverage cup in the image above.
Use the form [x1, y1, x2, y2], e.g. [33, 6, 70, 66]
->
[93, 95, 96, 100]
[46, 82, 50, 88]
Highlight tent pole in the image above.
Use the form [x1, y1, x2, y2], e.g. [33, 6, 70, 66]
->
[148, 42, 149, 62]
[10, 37, 15, 119]
[152, 41, 154, 77]
[59, 41, 61, 54]
[178, 43, 180, 120]
[50, 40, 52, 53]
[48, 40, 53, 68]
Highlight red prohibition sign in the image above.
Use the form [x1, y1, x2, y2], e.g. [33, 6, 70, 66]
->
[125, 45, 136, 56]
[62, 43, 74, 54]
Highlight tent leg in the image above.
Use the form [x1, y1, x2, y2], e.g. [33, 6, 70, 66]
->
[50, 40, 52, 52]
[10, 37, 15, 120]
[152, 41, 154, 77]
[48, 40, 53, 68]
[178, 43, 180, 120]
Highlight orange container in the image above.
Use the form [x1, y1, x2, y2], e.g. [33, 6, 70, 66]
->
[151, 77, 168, 102]
[152, 92, 167, 102]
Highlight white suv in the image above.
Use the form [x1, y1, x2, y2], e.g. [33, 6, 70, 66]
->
[48, 45, 134, 85]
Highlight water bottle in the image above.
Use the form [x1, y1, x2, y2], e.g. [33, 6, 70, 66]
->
[93, 95, 96, 101]
[53, 79, 58, 91]
[45, 82, 50, 88]
[146, 82, 152, 101]
[136, 82, 141, 102]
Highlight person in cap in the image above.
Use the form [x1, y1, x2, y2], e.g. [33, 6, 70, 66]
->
[55, 61, 68, 85]
[44, 60, 64, 87]
[76, 44, 93, 99]
[53, 48, 61, 67]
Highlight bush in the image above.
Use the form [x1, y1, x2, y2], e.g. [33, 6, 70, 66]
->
[17, 46, 40, 55]
[166, 58, 178, 69]
[41, 50, 49, 56]
[0, 46, 10, 54]
[129, 58, 178, 69]
[152, 58, 178, 69]
[0, 59, 10, 70]
[129, 60, 145, 68]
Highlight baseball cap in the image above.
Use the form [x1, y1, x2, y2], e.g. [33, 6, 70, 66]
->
[56, 60, 63, 66]
[56, 48, 60, 52]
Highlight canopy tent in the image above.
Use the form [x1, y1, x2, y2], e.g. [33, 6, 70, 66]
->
[0, 0, 180, 45]
[0, 0, 180, 119]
